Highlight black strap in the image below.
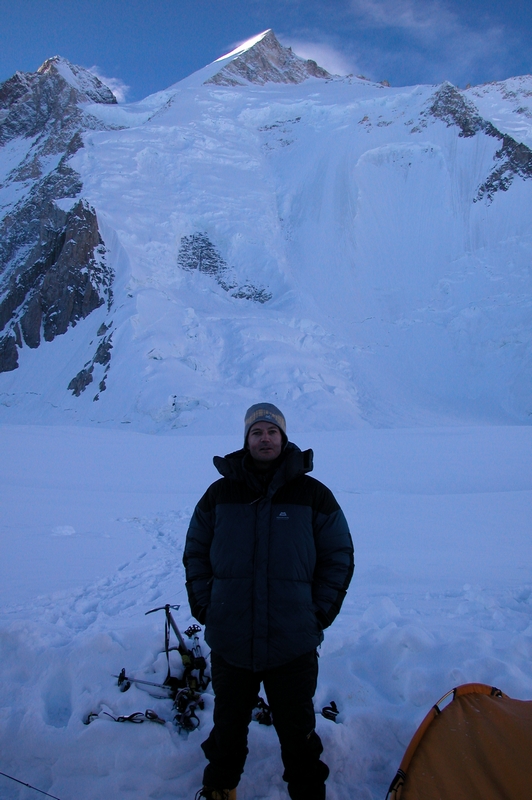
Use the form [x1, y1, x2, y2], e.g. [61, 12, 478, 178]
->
[91, 709, 167, 725]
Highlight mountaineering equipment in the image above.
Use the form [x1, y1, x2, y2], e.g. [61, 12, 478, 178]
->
[93, 603, 271, 734]
[145, 603, 209, 694]
[144, 603, 208, 730]
[86, 708, 167, 725]
[321, 701, 339, 722]
[251, 695, 273, 725]
[116, 667, 175, 696]
[195, 788, 237, 800]
[0, 770, 62, 799]
[113, 603, 209, 732]
[87, 603, 210, 731]
[386, 682, 532, 799]
[173, 686, 204, 731]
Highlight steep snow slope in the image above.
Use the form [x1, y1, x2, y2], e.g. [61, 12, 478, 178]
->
[0, 33, 531, 432]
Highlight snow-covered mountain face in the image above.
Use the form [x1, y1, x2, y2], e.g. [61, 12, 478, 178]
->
[1, 31, 531, 433]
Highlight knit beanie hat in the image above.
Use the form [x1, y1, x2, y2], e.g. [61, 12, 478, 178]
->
[244, 403, 287, 447]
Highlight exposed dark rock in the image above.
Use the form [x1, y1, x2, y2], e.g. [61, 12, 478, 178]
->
[38, 57, 117, 104]
[20, 295, 42, 348]
[0, 200, 113, 364]
[13, 323, 22, 348]
[97, 321, 111, 336]
[428, 82, 532, 202]
[476, 135, 532, 202]
[259, 117, 301, 132]
[0, 334, 18, 372]
[0, 57, 118, 373]
[0, 163, 82, 318]
[429, 83, 484, 137]
[93, 336, 113, 366]
[177, 232, 271, 303]
[67, 366, 94, 396]
[67, 332, 113, 396]
[231, 285, 272, 304]
[178, 232, 227, 275]
[0, 56, 117, 151]
[41, 201, 111, 341]
[205, 30, 332, 87]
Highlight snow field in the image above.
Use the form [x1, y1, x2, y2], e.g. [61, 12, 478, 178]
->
[1, 423, 531, 799]
[2, 42, 532, 796]
[2, 71, 532, 430]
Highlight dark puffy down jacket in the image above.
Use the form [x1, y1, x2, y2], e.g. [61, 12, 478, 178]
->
[183, 442, 354, 671]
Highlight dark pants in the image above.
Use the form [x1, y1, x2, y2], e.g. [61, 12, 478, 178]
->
[202, 650, 329, 800]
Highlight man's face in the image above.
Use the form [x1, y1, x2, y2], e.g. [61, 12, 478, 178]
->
[247, 421, 283, 463]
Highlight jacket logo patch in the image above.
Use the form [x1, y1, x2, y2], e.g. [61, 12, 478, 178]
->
[277, 511, 289, 520]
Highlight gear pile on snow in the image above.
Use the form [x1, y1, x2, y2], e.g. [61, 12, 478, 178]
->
[85, 603, 272, 733]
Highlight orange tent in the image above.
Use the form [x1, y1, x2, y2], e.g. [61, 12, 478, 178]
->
[386, 683, 532, 799]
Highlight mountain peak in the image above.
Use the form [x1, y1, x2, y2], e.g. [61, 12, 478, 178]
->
[205, 29, 332, 87]
[37, 56, 117, 104]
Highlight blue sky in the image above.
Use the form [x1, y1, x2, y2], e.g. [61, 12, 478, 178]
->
[2, 0, 531, 101]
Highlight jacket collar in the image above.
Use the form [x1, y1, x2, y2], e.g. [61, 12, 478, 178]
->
[213, 442, 313, 496]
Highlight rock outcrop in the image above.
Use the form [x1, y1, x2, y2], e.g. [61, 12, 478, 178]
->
[67, 330, 113, 398]
[428, 82, 532, 202]
[0, 57, 117, 372]
[0, 56, 117, 170]
[0, 199, 113, 370]
[177, 232, 272, 303]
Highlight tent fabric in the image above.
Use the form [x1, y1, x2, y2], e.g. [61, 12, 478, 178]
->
[386, 683, 532, 800]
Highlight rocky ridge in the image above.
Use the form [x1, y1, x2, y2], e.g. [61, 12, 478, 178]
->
[205, 29, 332, 87]
[0, 57, 117, 373]
[426, 82, 532, 201]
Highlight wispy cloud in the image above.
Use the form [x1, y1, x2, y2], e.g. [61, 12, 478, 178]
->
[351, 0, 456, 38]
[346, 0, 515, 86]
[283, 38, 358, 76]
[89, 66, 130, 103]
[219, 1, 523, 89]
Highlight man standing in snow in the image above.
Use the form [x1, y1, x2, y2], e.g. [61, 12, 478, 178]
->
[184, 403, 354, 800]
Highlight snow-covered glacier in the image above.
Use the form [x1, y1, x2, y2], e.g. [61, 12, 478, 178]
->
[1, 30, 531, 432]
[1, 32, 532, 800]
